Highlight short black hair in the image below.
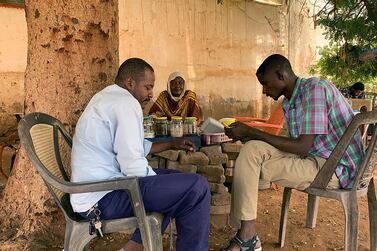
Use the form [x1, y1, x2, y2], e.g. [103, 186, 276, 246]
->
[115, 58, 154, 84]
[256, 54, 293, 77]
[352, 82, 364, 91]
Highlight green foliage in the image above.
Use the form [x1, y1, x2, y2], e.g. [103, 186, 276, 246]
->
[316, 0, 377, 45]
[310, 45, 377, 88]
[313, 0, 377, 88]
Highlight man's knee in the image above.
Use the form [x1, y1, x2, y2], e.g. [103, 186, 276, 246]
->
[191, 173, 210, 191]
[242, 140, 271, 152]
[239, 140, 277, 159]
[184, 173, 210, 200]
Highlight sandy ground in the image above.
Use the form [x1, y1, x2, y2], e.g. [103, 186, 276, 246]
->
[0, 150, 375, 251]
[88, 186, 373, 251]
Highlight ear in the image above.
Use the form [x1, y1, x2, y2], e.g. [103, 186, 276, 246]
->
[276, 70, 284, 81]
[124, 76, 134, 90]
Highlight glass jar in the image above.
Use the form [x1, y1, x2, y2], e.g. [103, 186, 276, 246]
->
[183, 117, 197, 135]
[170, 116, 183, 137]
[155, 117, 169, 137]
[143, 116, 155, 138]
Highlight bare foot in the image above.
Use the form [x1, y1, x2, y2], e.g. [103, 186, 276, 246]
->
[271, 182, 279, 190]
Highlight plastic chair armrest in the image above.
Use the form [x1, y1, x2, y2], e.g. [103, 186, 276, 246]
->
[234, 116, 268, 123]
[245, 122, 283, 129]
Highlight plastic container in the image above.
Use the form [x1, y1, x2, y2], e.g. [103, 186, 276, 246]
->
[143, 116, 155, 138]
[200, 117, 224, 133]
[219, 117, 236, 127]
[202, 132, 231, 145]
[183, 117, 197, 136]
[170, 116, 184, 137]
[155, 117, 169, 137]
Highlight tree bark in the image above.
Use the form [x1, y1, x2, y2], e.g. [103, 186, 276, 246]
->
[0, 0, 118, 246]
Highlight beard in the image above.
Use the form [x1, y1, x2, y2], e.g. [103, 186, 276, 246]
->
[140, 98, 151, 108]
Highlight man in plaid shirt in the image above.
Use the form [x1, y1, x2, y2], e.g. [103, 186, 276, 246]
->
[221, 54, 365, 251]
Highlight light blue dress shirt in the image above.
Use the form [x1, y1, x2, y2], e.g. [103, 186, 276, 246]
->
[70, 84, 156, 212]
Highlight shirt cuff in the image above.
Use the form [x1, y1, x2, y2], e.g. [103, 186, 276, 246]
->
[147, 166, 156, 176]
[143, 139, 153, 157]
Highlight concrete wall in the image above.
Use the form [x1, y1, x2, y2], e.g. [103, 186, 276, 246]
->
[0, 0, 327, 143]
[0, 6, 27, 143]
[119, 0, 327, 119]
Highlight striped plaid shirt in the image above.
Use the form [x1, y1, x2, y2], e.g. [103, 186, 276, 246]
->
[282, 77, 365, 188]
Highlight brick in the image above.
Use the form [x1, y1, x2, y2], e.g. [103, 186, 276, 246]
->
[225, 175, 233, 183]
[209, 183, 229, 194]
[222, 141, 243, 153]
[197, 165, 224, 183]
[225, 168, 234, 176]
[179, 151, 209, 166]
[154, 150, 180, 161]
[158, 157, 167, 169]
[200, 145, 222, 155]
[226, 159, 235, 168]
[200, 145, 228, 165]
[209, 153, 228, 165]
[210, 214, 229, 229]
[200, 174, 226, 183]
[146, 154, 156, 161]
[210, 205, 231, 214]
[148, 159, 159, 168]
[226, 152, 239, 160]
[211, 193, 231, 206]
[166, 160, 197, 173]
[206, 153, 227, 165]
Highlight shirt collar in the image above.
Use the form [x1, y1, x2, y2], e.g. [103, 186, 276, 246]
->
[112, 84, 133, 97]
[288, 78, 302, 107]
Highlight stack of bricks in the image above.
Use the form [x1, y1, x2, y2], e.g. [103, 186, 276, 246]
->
[147, 145, 234, 229]
[221, 141, 243, 183]
[199, 145, 231, 228]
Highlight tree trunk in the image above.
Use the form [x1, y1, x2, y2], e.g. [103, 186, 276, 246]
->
[0, 0, 118, 247]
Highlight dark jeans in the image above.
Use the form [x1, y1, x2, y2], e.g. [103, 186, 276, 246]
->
[80, 168, 211, 251]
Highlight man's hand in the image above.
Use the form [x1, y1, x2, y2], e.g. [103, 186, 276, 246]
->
[171, 139, 196, 152]
[225, 122, 257, 141]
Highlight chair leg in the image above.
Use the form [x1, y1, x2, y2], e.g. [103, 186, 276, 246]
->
[148, 214, 163, 251]
[279, 187, 292, 248]
[340, 192, 359, 251]
[305, 194, 319, 228]
[169, 218, 174, 251]
[368, 179, 377, 251]
[65, 221, 94, 251]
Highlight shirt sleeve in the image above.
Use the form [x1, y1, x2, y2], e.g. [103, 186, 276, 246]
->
[143, 139, 153, 156]
[300, 83, 328, 135]
[112, 99, 156, 177]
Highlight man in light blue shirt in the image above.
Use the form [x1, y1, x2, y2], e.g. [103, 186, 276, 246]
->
[71, 58, 210, 251]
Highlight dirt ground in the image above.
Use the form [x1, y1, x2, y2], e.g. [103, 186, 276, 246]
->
[0, 150, 375, 251]
[90, 185, 374, 251]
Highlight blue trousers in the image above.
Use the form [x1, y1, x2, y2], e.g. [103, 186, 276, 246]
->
[81, 168, 210, 251]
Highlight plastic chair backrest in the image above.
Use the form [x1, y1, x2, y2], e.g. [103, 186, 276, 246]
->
[18, 113, 80, 221]
[264, 102, 284, 135]
[309, 110, 377, 190]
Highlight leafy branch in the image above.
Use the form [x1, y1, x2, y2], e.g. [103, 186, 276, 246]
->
[312, 0, 377, 88]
